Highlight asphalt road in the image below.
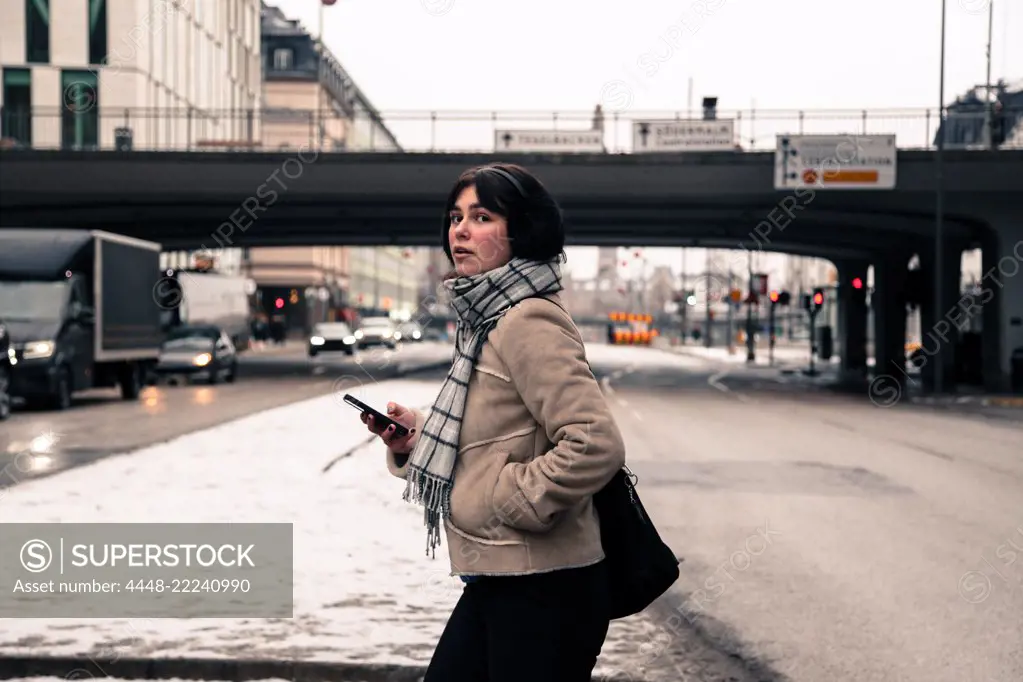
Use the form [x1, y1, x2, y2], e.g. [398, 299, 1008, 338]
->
[586, 344, 1023, 682]
[0, 342, 451, 490]
[3, 341, 1020, 682]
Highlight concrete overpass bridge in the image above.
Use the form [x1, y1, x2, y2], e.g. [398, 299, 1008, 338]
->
[1, 147, 1022, 394]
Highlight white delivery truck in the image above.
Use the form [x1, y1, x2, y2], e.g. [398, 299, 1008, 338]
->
[155, 268, 254, 351]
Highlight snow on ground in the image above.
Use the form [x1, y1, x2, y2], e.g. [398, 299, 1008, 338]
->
[0, 365, 672, 680]
[9, 679, 292, 682]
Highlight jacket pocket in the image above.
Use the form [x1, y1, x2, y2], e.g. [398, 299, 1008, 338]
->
[491, 460, 559, 534]
[448, 448, 524, 544]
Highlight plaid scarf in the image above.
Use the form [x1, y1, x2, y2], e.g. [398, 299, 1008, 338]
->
[403, 257, 563, 557]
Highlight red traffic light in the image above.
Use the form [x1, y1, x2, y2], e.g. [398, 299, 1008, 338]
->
[274, 297, 284, 309]
[852, 277, 863, 289]
[813, 292, 824, 306]
[769, 290, 779, 303]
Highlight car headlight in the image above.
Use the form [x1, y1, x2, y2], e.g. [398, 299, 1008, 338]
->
[394, 331, 402, 340]
[354, 330, 364, 339]
[413, 331, 421, 339]
[22, 340, 55, 360]
[310, 336, 325, 346]
[343, 335, 356, 345]
[192, 352, 212, 367]
[7, 347, 17, 365]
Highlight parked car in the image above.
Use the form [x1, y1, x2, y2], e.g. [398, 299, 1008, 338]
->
[397, 321, 424, 342]
[0, 318, 12, 421]
[354, 317, 399, 350]
[155, 325, 237, 384]
[308, 322, 357, 357]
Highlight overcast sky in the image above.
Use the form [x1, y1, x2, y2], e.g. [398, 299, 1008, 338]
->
[266, 0, 1020, 282]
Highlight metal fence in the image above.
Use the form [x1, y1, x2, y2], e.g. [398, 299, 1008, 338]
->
[1, 106, 1020, 154]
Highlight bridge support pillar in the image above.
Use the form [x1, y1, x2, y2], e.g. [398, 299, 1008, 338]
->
[871, 255, 910, 395]
[835, 259, 869, 387]
[982, 218, 1023, 393]
[917, 244, 965, 393]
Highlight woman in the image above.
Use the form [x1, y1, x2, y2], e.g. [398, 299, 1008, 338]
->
[362, 162, 626, 681]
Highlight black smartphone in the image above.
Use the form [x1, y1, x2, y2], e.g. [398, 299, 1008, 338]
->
[343, 394, 410, 438]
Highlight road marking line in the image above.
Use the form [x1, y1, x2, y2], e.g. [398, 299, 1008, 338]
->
[708, 369, 731, 393]
[631, 408, 644, 422]
[599, 376, 615, 396]
[708, 367, 755, 403]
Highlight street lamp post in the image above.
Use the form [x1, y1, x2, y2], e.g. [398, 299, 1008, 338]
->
[316, 0, 338, 150]
[983, 1, 995, 149]
[746, 250, 755, 362]
[934, 0, 947, 394]
[704, 249, 712, 348]
[680, 246, 687, 344]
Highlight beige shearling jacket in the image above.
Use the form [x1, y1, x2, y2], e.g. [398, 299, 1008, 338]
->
[385, 293, 626, 576]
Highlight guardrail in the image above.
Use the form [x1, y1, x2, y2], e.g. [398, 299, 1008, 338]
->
[1, 106, 1020, 154]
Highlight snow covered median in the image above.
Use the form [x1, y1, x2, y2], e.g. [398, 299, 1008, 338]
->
[0, 373, 674, 680]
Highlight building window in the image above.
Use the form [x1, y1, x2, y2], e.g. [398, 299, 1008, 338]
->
[273, 48, 293, 71]
[61, 71, 99, 150]
[88, 0, 108, 65]
[26, 0, 50, 63]
[1, 69, 32, 146]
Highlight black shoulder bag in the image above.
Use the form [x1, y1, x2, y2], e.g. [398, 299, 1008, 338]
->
[533, 295, 681, 619]
[594, 464, 681, 620]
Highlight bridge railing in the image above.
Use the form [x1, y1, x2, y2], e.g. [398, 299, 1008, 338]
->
[1, 106, 1020, 154]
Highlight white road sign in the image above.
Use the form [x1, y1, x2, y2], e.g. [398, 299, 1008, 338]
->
[494, 130, 604, 153]
[632, 119, 736, 152]
[774, 134, 897, 190]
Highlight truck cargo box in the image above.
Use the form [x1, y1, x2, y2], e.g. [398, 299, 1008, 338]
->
[95, 232, 163, 360]
[0, 228, 162, 361]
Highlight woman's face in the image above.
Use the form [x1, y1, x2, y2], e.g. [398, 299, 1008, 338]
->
[448, 184, 512, 276]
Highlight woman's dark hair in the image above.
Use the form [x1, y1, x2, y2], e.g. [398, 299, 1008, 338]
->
[441, 163, 566, 266]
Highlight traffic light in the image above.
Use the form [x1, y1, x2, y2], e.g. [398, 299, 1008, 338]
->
[778, 291, 791, 306]
[851, 277, 863, 290]
[812, 288, 825, 311]
[769, 290, 779, 304]
[274, 297, 285, 309]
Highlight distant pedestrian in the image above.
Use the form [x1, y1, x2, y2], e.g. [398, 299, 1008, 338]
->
[362, 163, 626, 681]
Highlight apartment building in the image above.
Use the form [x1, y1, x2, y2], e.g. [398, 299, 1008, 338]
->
[0, 0, 262, 150]
[258, 1, 399, 152]
[243, 2, 420, 335]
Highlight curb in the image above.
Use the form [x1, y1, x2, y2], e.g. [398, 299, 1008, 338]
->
[395, 358, 453, 378]
[0, 655, 425, 682]
[0, 656, 639, 682]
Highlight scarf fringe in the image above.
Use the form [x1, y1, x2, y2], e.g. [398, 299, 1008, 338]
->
[403, 467, 451, 558]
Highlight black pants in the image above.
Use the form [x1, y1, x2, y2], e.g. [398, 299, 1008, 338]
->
[423, 560, 610, 682]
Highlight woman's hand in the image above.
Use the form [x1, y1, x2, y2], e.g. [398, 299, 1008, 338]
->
[362, 401, 418, 454]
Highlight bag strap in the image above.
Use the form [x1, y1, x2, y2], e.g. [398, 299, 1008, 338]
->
[531, 293, 636, 483]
